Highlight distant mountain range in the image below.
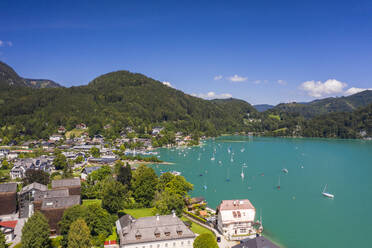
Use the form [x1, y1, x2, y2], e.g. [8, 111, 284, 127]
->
[253, 104, 274, 112]
[0, 61, 62, 88]
[272, 90, 372, 118]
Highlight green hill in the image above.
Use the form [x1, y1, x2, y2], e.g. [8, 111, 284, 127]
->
[0, 68, 256, 141]
[273, 90, 372, 118]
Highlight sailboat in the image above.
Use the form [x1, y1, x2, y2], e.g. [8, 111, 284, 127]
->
[241, 166, 245, 179]
[322, 184, 334, 198]
[277, 175, 281, 189]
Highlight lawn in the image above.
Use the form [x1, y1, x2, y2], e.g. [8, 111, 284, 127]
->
[181, 216, 214, 236]
[121, 208, 155, 218]
[82, 199, 102, 206]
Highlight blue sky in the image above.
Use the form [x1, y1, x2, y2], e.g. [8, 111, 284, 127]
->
[1, 0, 372, 105]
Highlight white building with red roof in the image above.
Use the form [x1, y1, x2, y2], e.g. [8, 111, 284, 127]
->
[0, 220, 17, 243]
[217, 199, 256, 240]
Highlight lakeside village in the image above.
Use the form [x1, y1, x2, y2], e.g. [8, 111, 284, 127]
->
[0, 124, 277, 248]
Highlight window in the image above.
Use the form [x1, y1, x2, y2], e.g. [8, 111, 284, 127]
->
[173, 242, 176, 247]
[165, 231, 170, 236]
[165, 243, 168, 247]
[240, 228, 246, 233]
[232, 211, 237, 218]
[181, 242, 183, 245]
[188, 241, 191, 245]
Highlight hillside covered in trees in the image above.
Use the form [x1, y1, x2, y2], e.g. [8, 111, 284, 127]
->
[0, 61, 371, 142]
[0, 62, 256, 141]
[273, 90, 372, 118]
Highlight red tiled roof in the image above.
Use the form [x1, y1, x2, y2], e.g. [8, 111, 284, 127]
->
[104, 240, 117, 245]
[218, 199, 255, 211]
[0, 220, 17, 229]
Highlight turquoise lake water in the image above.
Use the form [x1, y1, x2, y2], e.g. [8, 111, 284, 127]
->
[151, 136, 372, 248]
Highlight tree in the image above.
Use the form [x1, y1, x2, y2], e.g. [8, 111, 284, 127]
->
[132, 165, 158, 207]
[23, 169, 50, 185]
[87, 166, 111, 184]
[166, 176, 193, 197]
[154, 190, 185, 216]
[102, 178, 128, 214]
[193, 233, 218, 248]
[21, 212, 50, 248]
[117, 163, 132, 187]
[53, 154, 67, 170]
[90, 147, 100, 158]
[1, 160, 9, 170]
[157, 172, 175, 192]
[59, 204, 113, 247]
[67, 218, 91, 248]
[0, 231, 7, 248]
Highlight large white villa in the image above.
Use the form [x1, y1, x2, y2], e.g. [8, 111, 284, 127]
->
[217, 199, 257, 240]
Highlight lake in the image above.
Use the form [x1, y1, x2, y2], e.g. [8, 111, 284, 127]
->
[151, 136, 372, 248]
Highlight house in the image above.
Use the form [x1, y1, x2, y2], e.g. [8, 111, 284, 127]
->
[81, 166, 102, 180]
[152, 127, 164, 135]
[92, 135, 104, 144]
[58, 126, 66, 134]
[18, 182, 48, 218]
[0, 183, 17, 216]
[49, 134, 63, 142]
[0, 220, 17, 243]
[217, 199, 256, 241]
[116, 213, 195, 248]
[40, 195, 81, 234]
[87, 157, 117, 165]
[10, 165, 26, 179]
[76, 123, 87, 129]
[7, 152, 18, 160]
[10, 157, 53, 179]
[232, 236, 279, 248]
[51, 178, 81, 196]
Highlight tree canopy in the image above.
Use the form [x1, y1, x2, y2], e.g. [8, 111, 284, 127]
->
[21, 212, 50, 248]
[193, 233, 218, 248]
[67, 218, 91, 248]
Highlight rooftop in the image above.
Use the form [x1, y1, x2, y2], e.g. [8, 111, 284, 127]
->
[41, 195, 80, 209]
[20, 182, 47, 194]
[232, 236, 279, 248]
[0, 183, 17, 193]
[52, 178, 81, 188]
[117, 214, 195, 245]
[35, 189, 70, 201]
[218, 199, 255, 211]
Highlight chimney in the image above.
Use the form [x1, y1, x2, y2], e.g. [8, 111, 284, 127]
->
[172, 210, 176, 217]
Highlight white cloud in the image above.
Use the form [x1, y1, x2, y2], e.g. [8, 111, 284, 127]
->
[345, 87, 372, 96]
[300, 79, 347, 98]
[0, 40, 12, 47]
[214, 75, 223, 80]
[228, 74, 248, 82]
[192, 91, 232, 99]
[277, 79, 287, 85]
[162, 81, 173, 87]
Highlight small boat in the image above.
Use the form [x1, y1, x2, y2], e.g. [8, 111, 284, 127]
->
[277, 175, 281, 189]
[199, 174, 203, 177]
[171, 171, 181, 176]
[322, 184, 334, 198]
[203, 184, 208, 190]
[241, 167, 245, 179]
[240, 148, 245, 153]
[282, 168, 288, 173]
[211, 157, 215, 161]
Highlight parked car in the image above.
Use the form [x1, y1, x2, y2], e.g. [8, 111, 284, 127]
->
[217, 236, 221, 243]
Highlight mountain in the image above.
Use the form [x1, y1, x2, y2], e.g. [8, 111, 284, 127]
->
[0, 61, 62, 88]
[0, 69, 257, 140]
[253, 104, 274, 112]
[273, 90, 372, 118]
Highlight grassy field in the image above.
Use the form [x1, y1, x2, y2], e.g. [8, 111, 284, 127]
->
[273, 127, 288, 133]
[65, 128, 87, 138]
[269, 114, 281, 121]
[82, 199, 102, 206]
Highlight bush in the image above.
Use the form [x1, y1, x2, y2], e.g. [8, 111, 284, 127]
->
[183, 210, 207, 223]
